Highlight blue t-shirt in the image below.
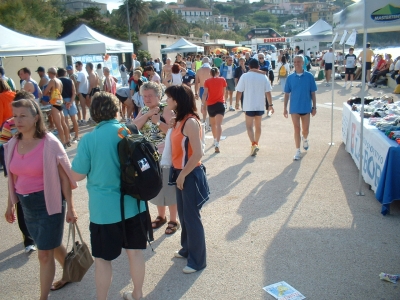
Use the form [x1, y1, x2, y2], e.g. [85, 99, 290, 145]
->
[71, 119, 146, 224]
[259, 61, 271, 73]
[284, 71, 317, 114]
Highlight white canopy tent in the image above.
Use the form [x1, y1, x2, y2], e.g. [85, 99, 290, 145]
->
[333, 0, 400, 194]
[58, 24, 133, 55]
[0, 25, 66, 87]
[293, 19, 333, 52]
[160, 38, 204, 54]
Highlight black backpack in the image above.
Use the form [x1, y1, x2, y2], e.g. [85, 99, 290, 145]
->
[118, 124, 163, 247]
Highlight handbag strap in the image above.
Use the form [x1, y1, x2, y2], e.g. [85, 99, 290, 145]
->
[66, 223, 83, 253]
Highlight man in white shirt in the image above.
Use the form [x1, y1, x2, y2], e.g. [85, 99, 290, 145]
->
[322, 47, 336, 86]
[74, 61, 89, 125]
[271, 50, 277, 70]
[236, 59, 273, 156]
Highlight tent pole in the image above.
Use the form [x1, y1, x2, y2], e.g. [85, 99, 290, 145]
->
[357, 29, 367, 197]
[329, 41, 335, 146]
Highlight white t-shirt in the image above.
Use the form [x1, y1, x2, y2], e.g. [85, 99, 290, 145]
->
[152, 72, 161, 83]
[226, 65, 233, 79]
[323, 52, 336, 64]
[154, 62, 160, 72]
[271, 52, 277, 61]
[265, 54, 272, 62]
[76, 71, 89, 94]
[236, 71, 272, 111]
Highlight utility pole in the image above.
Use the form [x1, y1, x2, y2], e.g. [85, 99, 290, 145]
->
[126, 0, 132, 43]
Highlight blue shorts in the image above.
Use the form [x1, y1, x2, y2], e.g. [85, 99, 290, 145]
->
[245, 111, 264, 117]
[62, 98, 78, 116]
[199, 87, 205, 99]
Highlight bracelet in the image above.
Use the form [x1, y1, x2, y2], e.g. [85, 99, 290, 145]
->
[269, 104, 273, 106]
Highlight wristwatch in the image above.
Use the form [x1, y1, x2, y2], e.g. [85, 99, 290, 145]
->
[312, 107, 316, 110]
[156, 121, 161, 126]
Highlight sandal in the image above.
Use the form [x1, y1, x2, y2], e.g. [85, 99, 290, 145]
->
[50, 280, 70, 291]
[165, 221, 180, 235]
[151, 216, 167, 229]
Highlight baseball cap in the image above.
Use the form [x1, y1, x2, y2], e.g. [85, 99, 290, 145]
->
[36, 66, 45, 73]
[66, 65, 73, 71]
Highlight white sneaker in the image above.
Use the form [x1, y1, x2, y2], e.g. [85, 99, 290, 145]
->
[174, 251, 184, 258]
[302, 136, 309, 150]
[293, 149, 301, 160]
[25, 245, 37, 253]
[343, 83, 347, 88]
[229, 106, 235, 111]
[325, 82, 330, 86]
[350, 83, 354, 87]
[183, 266, 198, 274]
[267, 110, 272, 117]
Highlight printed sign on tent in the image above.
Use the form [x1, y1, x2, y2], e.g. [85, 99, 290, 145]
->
[339, 30, 348, 45]
[345, 30, 357, 46]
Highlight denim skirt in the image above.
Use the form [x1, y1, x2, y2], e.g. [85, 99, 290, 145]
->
[17, 191, 65, 250]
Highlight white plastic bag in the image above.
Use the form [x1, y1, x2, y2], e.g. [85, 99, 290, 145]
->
[160, 128, 172, 168]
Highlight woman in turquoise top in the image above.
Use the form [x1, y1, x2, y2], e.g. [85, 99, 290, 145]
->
[71, 92, 148, 300]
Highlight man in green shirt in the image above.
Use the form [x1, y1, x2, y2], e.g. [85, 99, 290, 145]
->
[213, 56, 223, 68]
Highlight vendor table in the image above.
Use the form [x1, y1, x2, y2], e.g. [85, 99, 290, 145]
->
[342, 103, 400, 215]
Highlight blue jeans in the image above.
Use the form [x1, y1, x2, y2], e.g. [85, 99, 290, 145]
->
[175, 165, 209, 270]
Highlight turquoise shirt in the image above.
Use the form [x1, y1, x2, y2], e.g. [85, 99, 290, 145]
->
[72, 119, 146, 224]
[284, 71, 317, 114]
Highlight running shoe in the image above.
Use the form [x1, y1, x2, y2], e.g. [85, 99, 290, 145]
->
[293, 149, 301, 160]
[215, 147, 220, 153]
[250, 145, 259, 156]
[350, 83, 354, 87]
[325, 82, 330, 86]
[229, 106, 235, 111]
[302, 137, 309, 150]
[71, 137, 79, 144]
[25, 245, 37, 254]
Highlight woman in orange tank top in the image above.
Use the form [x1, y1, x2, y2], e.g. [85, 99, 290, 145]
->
[165, 85, 210, 274]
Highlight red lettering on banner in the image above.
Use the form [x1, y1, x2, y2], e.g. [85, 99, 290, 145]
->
[263, 37, 286, 43]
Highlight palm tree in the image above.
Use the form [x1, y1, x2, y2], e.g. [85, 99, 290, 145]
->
[155, 9, 188, 35]
[117, 0, 150, 36]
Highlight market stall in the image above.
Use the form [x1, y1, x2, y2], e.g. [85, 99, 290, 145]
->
[342, 99, 400, 215]
[160, 38, 204, 54]
[0, 25, 66, 86]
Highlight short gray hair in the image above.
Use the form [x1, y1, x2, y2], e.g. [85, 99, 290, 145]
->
[140, 81, 163, 99]
[294, 55, 304, 62]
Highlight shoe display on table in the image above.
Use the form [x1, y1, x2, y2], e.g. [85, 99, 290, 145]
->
[302, 136, 309, 150]
[293, 149, 301, 160]
[25, 245, 36, 253]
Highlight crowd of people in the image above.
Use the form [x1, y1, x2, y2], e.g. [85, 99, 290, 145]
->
[12, 44, 395, 299]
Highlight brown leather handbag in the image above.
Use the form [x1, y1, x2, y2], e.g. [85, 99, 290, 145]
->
[62, 223, 94, 282]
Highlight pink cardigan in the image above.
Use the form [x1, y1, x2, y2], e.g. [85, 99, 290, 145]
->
[4, 133, 77, 215]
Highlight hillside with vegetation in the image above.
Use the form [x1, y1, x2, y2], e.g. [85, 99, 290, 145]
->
[0, 0, 398, 49]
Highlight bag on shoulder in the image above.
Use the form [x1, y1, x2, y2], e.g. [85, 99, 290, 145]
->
[118, 126, 162, 201]
[278, 64, 287, 78]
[62, 223, 93, 282]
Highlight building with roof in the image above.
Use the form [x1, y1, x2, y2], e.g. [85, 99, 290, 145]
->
[157, 5, 212, 24]
[61, 0, 107, 14]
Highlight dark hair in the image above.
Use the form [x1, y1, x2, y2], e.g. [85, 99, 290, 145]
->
[295, 46, 300, 50]
[21, 67, 31, 75]
[14, 90, 35, 101]
[0, 79, 11, 93]
[145, 66, 154, 72]
[165, 85, 199, 123]
[90, 92, 119, 123]
[75, 61, 83, 66]
[57, 68, 67, 77]
[210, 67, 219, 77]
[12, 99, 47, 139]
[171, 64, 180, 74]
[298, 49, 304, 54]
[0, 66, 5, 76]
[249, 59, 259, 69]
[86, 62, 93, 70]
[366, 42, 371, 48]
[281, 55, 287, 64]
[349, 47, 354, 51]
[97, 63, 102, 69]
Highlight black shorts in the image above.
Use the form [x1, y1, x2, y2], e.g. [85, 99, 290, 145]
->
[207, 102, 225, 117]
[365, 62, 372, 70]
[80, 93, 87, 99]
[90, 87, 101, 97]
[345, 68, 355, 75]
[245, 111, 264, 117]
[116, 94, 128, 103]
[324, 63, 333, 71]
[52, 105, 63, 111]
[90, 212, 147, 261]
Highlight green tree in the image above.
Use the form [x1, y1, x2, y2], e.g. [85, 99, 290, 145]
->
[117, 0, 150, 36]
[155, 10, 189, 35]
[184, 0, 208, 9]
[0, 0, 62, 38]
[137, 50, 151, 65]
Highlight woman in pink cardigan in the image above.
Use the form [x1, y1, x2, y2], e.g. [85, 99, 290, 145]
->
[4, 99, 78, 300]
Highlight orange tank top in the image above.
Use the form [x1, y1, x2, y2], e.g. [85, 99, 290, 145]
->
[171, 115, 202, 170]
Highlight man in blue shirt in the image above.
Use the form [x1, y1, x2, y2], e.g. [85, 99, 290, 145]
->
[258, 53, 274, 114]
[283, 55, 317, 160]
